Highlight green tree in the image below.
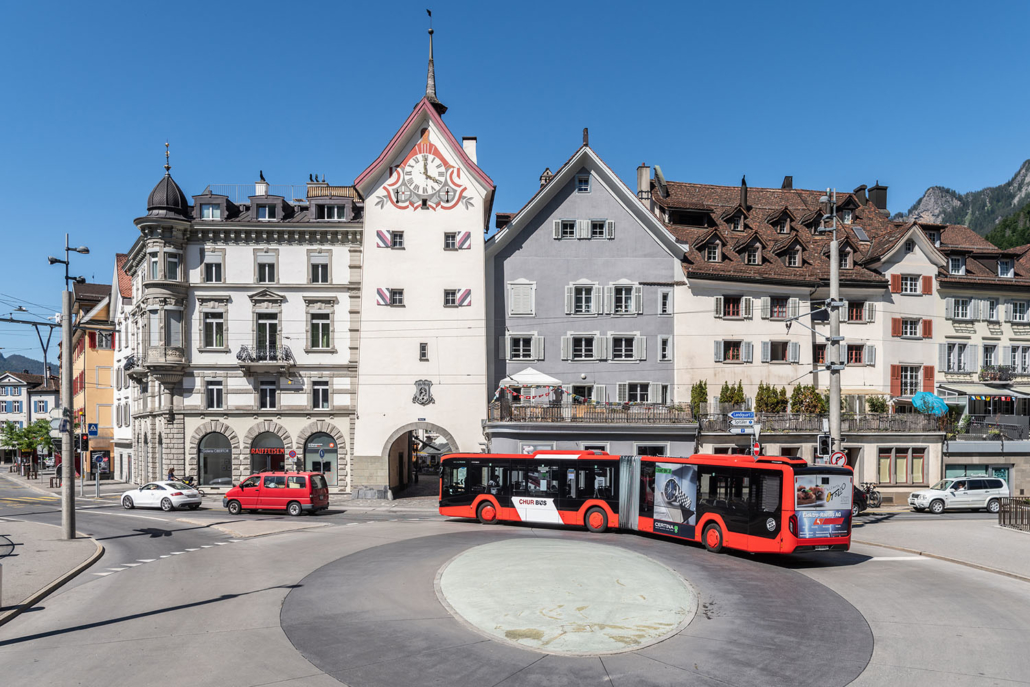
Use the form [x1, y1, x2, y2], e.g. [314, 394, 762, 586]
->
[790, 385, 828, 414]
[719, 380, 746, 406]
[690, 380, 708, 414]
[867, 396, 889, 414]
[755, 382, 788, 412]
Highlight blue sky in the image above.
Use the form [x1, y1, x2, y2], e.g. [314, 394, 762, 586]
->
[2, 0, 1029, 363]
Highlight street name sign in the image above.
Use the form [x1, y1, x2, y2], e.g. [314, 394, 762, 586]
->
[728, 411, 755, 420]
[730, 419, 755, 426]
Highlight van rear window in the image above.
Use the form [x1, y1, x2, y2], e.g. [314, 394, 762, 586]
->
[287, 476, 306, 489]
[311, 475, 327, 490]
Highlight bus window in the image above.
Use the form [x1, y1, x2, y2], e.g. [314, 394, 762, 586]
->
[594, 465, 616, 500]
[485, 466, 507, 495]
[443, 465, 467, 497]
[639, 462, 655, 517]
[510, 465, 526, 493]
[528, 465, 561, 498]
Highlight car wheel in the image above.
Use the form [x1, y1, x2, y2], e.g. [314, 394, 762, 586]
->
[227, 500, 242, 516]
[122, 496, 134, 510]
[477, 501, 499, 525]
[188, 504, 200, 510]
[161, 498, 174, 512]
[852, 503, 861, 518]
[585, 507, 608, 533]
[929, 499, 945, 515]
[987, 498, 1000, 514]
[703, 523, 724, 553]
[287, 501, 303, 517]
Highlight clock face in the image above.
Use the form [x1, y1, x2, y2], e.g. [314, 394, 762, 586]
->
[404, 153, 446, 198]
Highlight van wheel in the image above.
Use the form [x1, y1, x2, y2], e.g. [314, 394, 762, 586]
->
[122, 496, 134, 509]
[161, 498, 174, 512]
[929, 499, 945, 514]
[703, 523, 724, 553]
[987, 498, 1000, 514]
[851, 503, 861, 518]
[287, 501, 303, 517]
[477, 501, 499, 524]
[585, 507, 608, 533]
[227, 500, 242, 515]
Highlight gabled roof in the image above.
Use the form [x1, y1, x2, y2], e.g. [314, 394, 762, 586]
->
[731, 230, 769, 252]
[486, 145, 686, 260]
[114, 254, 132, 299]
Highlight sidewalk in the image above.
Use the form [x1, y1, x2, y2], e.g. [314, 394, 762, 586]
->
[0, 518, 102, 625]
[854, 514, 1030, 581]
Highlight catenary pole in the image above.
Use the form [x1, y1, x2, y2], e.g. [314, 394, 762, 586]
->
[828, 190, 842, 458]
[61, 235, 76, 539]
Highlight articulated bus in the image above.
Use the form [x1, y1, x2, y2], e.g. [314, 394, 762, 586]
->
[439, 451, 853, 554]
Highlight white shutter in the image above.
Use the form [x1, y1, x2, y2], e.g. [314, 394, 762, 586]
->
[966, 345, 978, 371]
[788, 297, 800, 319]
[561, 384, 573, 405]
[743, 341, 753, 363]
[714, 296, 723, 318]
[531, 335, 544, 361]
[592, 385, 606, 403]
[576, 219, 590, 239]
[634, 336, 646, 361]
[761, 341, 771, 363]
[617, 383, 629, 403]
[938, 343, 948, 371]
[565, 286, 574, 315]
[945, 298, 954, 320]
[865, 344, 876, 366]
[1003, 345, 1013, 367]
[760, 296, 771, 319]
[968, 300, 979, 320]
[1006, 302, 1014, 322]
[788, 341, 800, 363]
[591, 285, 602, 314]
[605, 220, 615, 239]
[840, 299, 849, 322]
[714, 340, 724, 362]
[597, 335, 609, 360]
[633, 285, 643, 314]
[648, 382, 658, 404]
[561, 336, 571, 361]
[604, 286, 614, 315]
[743, 297, 753, 319]
[864, 301, 875, 323]
[553, 219, 561, 239]
[499, 336, 508, 360]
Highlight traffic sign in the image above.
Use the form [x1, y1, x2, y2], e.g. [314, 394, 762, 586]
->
[87, 423, 99, 437]
[728, 411, 755, 420]
[49, 407, 62, 420]
[288, 450, 298, 459]
[730, 418, 755, 426]
[729, 427, 756, 435]
[50, 418, 63, 430]
[829, 451, 848, 466]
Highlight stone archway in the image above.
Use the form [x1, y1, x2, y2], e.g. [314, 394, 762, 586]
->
[189, 421, 242, 484]
[380, 422, 457, 497]
[242, 420, 293, 453]
[297, 420, 350, 489]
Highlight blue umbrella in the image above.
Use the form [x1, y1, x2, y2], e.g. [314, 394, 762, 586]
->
[911, 392, 950, 417]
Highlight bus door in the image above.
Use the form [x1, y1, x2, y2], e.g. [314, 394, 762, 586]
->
[698, 467, 750, 536]
[558, 461, 618, 521]
[747, 469, 783, 549]
[511, 462, 564, 524]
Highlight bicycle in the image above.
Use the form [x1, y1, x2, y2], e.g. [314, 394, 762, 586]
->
[180, 475, 206, 497]
[860, 482, 882, 509]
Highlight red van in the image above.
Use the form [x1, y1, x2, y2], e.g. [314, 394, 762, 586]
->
[222, 472, 329, 516]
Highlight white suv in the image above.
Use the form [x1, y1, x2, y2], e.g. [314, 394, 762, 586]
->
[909, 478, 1009, 514]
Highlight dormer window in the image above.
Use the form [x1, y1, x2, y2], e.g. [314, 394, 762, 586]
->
[842, 209, 853, 224]
[949, 256, 966, 275]
[787, 248, 801, 268]
[729, 216, 742, 231]
[200, 204, 221, 220]
[839, 249, 852, 269]
[705, 243, 720, 262]
[999, 259, 1014, 278]
[316, 204, 346, 220]
[927, 230, 941, 247]
[745, 246, 760, 266]
[776, 219, 788, 234]
[256, 204, 277, 220]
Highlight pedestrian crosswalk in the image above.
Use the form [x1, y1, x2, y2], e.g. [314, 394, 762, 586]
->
[0, 495, 60, 507]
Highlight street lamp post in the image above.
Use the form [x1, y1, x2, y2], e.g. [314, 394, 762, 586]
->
[48, 234, 89, 540]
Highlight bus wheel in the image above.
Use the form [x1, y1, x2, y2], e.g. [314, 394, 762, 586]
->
[703, 523, 724, 553]
[585, 507, 608, 533]
[477, 502, 499, 525]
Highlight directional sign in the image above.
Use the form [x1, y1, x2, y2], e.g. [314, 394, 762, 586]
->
[730, 418, 755, 426]
[50, 418, 63, 430]
[49, 407, 63, 420]
[87, 423, 99, 437]
[729, 411, 755, 420]
[829, 451, 848, 466]
[729, 427, 756, 435]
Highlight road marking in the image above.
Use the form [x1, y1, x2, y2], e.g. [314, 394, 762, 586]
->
[122, 563, 141, 567]
[868, 556, 929, 561]
[80, 511, 168, 522]
[137, 559, 156, 563]
[107, 568, 126, 572]
[185, 548, 199, 551]
[92, 572, 113, 576]
[200, 545, 212, 548]
[215, 542, 227, 545]
[228, 539, 242, 542]
[170, 551, 185, 555]
[159, 555, 170, 558]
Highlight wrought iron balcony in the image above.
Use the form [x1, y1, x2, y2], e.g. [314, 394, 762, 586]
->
[123, 354, 147, 380]
[487, 401, 695, 425]
[979, 365, 1028, 382]
[699, 412, 941, 434]
[237, 344, 294, 371]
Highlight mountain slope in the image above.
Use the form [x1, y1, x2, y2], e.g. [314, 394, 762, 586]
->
[906, 159, 1030, 236]
[0, 354, 58, 377]
[985, 199, 1030, 249]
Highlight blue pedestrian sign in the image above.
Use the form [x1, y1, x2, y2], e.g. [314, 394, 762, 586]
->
[319, 449, 325, 458]
[728, 411, 755, 420]
[87, 423, 99, 437]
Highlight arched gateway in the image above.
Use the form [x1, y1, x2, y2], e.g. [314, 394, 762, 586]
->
[381, 422, 458, 497]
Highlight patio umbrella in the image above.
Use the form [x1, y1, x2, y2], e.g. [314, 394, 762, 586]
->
[911, 392, 950, 417]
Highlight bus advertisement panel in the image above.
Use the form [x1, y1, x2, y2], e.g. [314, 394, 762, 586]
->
[652, 463, 698, 540]
[794, 474, 852, 539]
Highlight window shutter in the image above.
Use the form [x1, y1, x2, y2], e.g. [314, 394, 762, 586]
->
[375, 230, 392, 248]
[922, 366, 935, 393]
[561, 336, 571, 361]
[633, 285, 643, 314]
[945, 298, 954, 320]
[865, 344, 876, 366]
[457, 231, 471, 250]
[840, 300, 849, 322]
[561, 384, 573, 405]
[890, 365, 901, 396]
[606, 220, 615, 239]
[864, 302, 875, 323]
[590, 335, 601, 361]
[532, 336, 544, 361]
[499, 336, 508, 360]
[891, 318, 902, 337]
[714, 340, 724, 362]
[110, 332, 116, 349]
[576, 219, 589, 239]
[789, 341, 800, 363]
[594, 335, 606, 360]
[761, 341, 771, 363]
[969, 300, 979, 320]
[376, 288, 390, 306]
[456, 289, 472, 307]
[977, 299, 988, 322]
[743, 297, 753, 319]
[760, 296, 771, 319]
[1003, 345, 1013, 367]
[966, 345, 978, 371]
[890, 274, 902, 293]
[743, 341, 753, 363]
[921, 275, 933, 295]
[938, 343, 948, 371]
[922, 319, 933, 338]
[591, 285, 602, 314]
[788, 298, 800, 319]
[88, 331, 97, 348]
[634, 336, 646, 361]
[617, 383, 629, 403]
[565, 286, 574, 315]
[592, 385, 606, 403]
[714, 296, 723, 318]
[648, 382, 658, 404]
[1005, 302, 1014, 322]
[553, 220, 561, 239]
[604, 286, 614, 314]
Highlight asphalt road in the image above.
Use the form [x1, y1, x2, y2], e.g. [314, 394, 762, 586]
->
[0, 478, 1028, 687]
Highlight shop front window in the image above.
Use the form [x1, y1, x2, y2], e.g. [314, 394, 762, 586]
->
[198, 432, 233, 486]
[250, 431, 285, 473]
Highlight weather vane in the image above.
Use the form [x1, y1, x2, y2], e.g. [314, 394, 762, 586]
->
[164, 141, 171, 173]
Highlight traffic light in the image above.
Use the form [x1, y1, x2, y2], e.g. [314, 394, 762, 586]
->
[74, 433, 81, 451]
[817, 434, 831, 457]
[81, 433, 89, 452]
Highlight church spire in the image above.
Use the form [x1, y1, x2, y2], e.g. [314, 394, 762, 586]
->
[424, 9, 447, 116]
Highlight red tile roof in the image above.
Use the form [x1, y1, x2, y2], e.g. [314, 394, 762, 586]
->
[115, 253, 132, 299]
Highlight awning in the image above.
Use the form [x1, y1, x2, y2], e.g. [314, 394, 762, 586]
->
[938, 383, 1030, 400]
[500, 367, 562, 387]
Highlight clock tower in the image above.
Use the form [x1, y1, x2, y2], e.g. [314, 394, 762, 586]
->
[351, 23, 494, 496]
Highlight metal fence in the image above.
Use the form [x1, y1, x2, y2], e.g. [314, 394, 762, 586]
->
[700, 412, 941, 433]
[487, 402, 694, 424]
[999, 497, 1030, 533]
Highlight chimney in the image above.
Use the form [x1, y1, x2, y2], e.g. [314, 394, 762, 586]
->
[869, 181, 888, 213]
[781, 175, 793, 190]
[853, 184, 868, 205]
[637, 163, 651, 201]
[583, 128, 589, 147]
[740, 175, 748, 209]
[462, 136, 477, 164]
[255, 171, 268, 197]
[539, 168, 553, 188]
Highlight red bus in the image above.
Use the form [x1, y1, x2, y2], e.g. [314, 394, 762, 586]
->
[438, 450, 853, 554]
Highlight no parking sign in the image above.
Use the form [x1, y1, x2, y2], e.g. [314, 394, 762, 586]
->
[829, 451, 848, 466]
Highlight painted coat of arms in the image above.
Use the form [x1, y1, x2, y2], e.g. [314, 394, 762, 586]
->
[413, 379, 435, 406]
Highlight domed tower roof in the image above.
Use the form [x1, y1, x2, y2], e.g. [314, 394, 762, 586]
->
[146, 143, 190, 219]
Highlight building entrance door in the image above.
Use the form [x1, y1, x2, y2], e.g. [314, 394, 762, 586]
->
[256, 314, 278, 358]
[305, 433, 338, 486]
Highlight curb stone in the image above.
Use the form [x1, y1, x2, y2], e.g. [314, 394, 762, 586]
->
[853, 538, 1030, 585]
[0, 534, 104, 628]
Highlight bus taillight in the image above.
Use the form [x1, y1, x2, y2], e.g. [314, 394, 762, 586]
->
[788, 514, 798, 537]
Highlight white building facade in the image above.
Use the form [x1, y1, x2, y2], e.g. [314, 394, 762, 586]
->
[112, 254, 134, 482]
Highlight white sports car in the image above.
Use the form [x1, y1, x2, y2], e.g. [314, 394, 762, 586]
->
[122, 481, 202, 511]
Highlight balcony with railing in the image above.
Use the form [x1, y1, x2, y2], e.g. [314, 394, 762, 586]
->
[699, 412, 942, 434]
[487, 401, 695, 425]
[143, 346, 187, 372]
[123, 354, 146, 380]
[979, 365, 1030, 382]
[237, 345, 294, 371]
